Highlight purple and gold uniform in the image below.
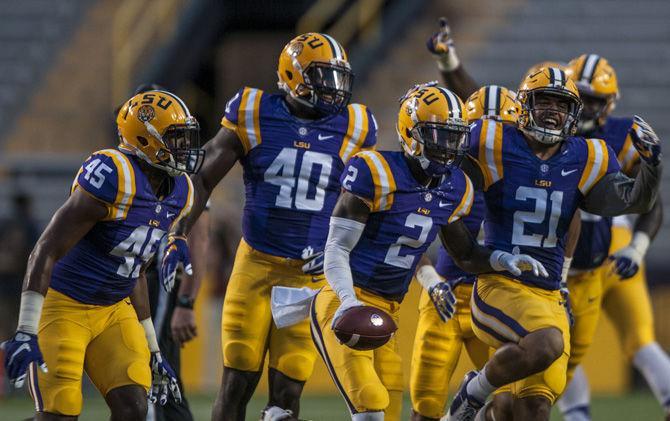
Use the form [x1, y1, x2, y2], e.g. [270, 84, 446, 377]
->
[410, 194, 488, 418]
[467, 119, 620, 402]
[311, 150, 473, 420]
[566, 115, 654, 384]
[35, 148, 193, 415]
[219, 87, 376, 381]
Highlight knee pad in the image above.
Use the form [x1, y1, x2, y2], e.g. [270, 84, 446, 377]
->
[413, 397, 444, 419]
[224, 341, 262, 372]
[355, 383, 389, 413]
[272, 352, 315, 382]
[50, 387, 83, 416]
[352, 411, 384, 420]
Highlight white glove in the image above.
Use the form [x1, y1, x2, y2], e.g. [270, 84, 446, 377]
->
[426, 17, 460, 71]
[490, 249, 548, 277]
[331, 296, 364, 330]
[609, 232, 649, 280]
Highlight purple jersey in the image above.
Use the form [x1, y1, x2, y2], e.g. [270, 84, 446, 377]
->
[435, 193, 485, 286]
[51, 149, 193, 305]
[572, 116, 638, 270]
[221, 87, 377, 259]
[470, 119, 620, 290]
[343, 151, 474, 301]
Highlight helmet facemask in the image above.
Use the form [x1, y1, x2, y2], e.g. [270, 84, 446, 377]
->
[141, 116, 205, 176]
[298, 61, 354, 115]
[408, 120, 470, 177]
[574, 86, 616, 134]
[521, 89, 582, 145]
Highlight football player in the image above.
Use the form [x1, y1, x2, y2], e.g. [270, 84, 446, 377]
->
[409, 85, 515, 421]
[160, 33, 377, 421]
[556, 55, 668, 421]
[1, 90, 202, 419]
[312, 83, 547, 421]
[442, 65, 661, 420]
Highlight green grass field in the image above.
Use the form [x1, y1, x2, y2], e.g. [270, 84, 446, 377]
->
[0, 393, 665, 420]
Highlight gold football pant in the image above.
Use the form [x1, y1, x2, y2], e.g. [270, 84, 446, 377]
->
[221, 238, 325, 381]
[33, 289, 150, 416]
[311, 285, 403, 420]
[410, 283, 489, 419]
[470, 275, 570, 403]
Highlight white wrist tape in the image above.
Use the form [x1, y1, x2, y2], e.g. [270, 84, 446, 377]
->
[489, 250, 506, 272]
[141, 318, 160, 353]
[17, 291, 45, 334]
[416, 265, 441, 291]
[436, 48, 460, 72]
[324, 217, 365, 303]
[631, 232, 651, 257]
[561, 257, 573, 283]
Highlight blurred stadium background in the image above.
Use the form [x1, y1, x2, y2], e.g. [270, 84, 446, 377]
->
[0, 0, 669, 419]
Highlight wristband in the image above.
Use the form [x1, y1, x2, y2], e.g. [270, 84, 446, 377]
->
[435, 48, 460, 72]
[489, 250, 506, 272]
[176, 295, 195, 309]
[416, 265, 442, 290]
[141, 318, 160, 352]
[631, 231, 651, 257]
[561, 257, 573, 283]
[17, 291, 45, 335]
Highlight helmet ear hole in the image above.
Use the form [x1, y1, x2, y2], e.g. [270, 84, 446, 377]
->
[285, 70, 293, 80]
[137, 136, 149, 147]
[406, 128, 412, 139]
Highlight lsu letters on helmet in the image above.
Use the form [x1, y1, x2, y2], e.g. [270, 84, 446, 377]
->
[277, 32, 353, 115]
[517, 67, 582, 145]
[397, 81, 470, 177]
[116, 90, 205, 176]
[567, 54, 619, 132]
[466, 85, 518, 123]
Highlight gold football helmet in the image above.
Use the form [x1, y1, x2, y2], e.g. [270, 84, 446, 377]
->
[521, 61, 567, 86]
[397, 82, 470, 176]
[567, 54, 619, 132]
[116, 90, 204, 176]
[277, 32, 353, 115]
[466, 85, 518, 123]
[517, 67, 582, 145]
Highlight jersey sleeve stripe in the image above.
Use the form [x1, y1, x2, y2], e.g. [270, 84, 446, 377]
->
[482, 120, 504, 187]
[618, 133, 639, 174]
[238, 88, 262, 153]
[478, 120, 493, 187]
[70, 167, 84, 194]
[339, 104, 368, 162]
[578, 138, 607, 195]
[359, 151, 395, 211]
[98, 149, 136, 219]
[449, 175, 474, 223]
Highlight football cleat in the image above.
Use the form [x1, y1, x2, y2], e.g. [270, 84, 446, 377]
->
[397, 82, 470, 177]
[445, 371, 484, 421]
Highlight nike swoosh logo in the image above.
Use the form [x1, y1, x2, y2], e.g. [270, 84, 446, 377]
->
[167, 212, 175, 218]
[317, 134, 334, 140]
[439, 201, 452, 208]
[8, 343, 30, 367]
[561, 169, 578, 176]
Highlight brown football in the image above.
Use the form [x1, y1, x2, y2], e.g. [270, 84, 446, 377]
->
[333, 305, 397, 350]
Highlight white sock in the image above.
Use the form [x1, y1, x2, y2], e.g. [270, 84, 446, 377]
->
[466, 368, 496, 403]
[633, 342, 670, 411]
[557, 365, 591, 421]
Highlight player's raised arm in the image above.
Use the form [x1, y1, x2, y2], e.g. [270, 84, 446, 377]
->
[582, 116, 663, 216]
[427, 17, 480, 99]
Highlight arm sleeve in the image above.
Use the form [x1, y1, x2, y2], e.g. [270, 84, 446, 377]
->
[323, 217, 366, 303]
[582, 161, 662, 216]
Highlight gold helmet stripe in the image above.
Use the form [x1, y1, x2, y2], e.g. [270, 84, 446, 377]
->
[321, 33, 343, 60]
[580, 54, 601, 84]
[439, 87, 463, 119]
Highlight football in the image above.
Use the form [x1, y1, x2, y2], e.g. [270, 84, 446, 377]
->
[333, 305, 397, 350]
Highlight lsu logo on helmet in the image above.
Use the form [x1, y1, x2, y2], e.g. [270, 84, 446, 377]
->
[116, 90, 205, 176]
[466, 85, 519, 123]
[277, 32, 354, 115]
[397, 82, 470, 176]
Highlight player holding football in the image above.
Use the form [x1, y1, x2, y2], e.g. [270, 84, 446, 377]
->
[162, 33, 377, 421]
[1, 90, 201, 419]
[311, 83, 548, 421]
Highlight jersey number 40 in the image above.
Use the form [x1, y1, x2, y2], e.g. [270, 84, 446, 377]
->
[264, 147, 333, 211]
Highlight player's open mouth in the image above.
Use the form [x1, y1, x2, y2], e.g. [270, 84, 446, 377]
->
[540, 115, 560, 130]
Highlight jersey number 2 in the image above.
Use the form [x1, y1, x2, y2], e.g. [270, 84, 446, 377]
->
[385, 214, 433, 269]
[512, 187, 563, 248]
[264, 147, 333, 211]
